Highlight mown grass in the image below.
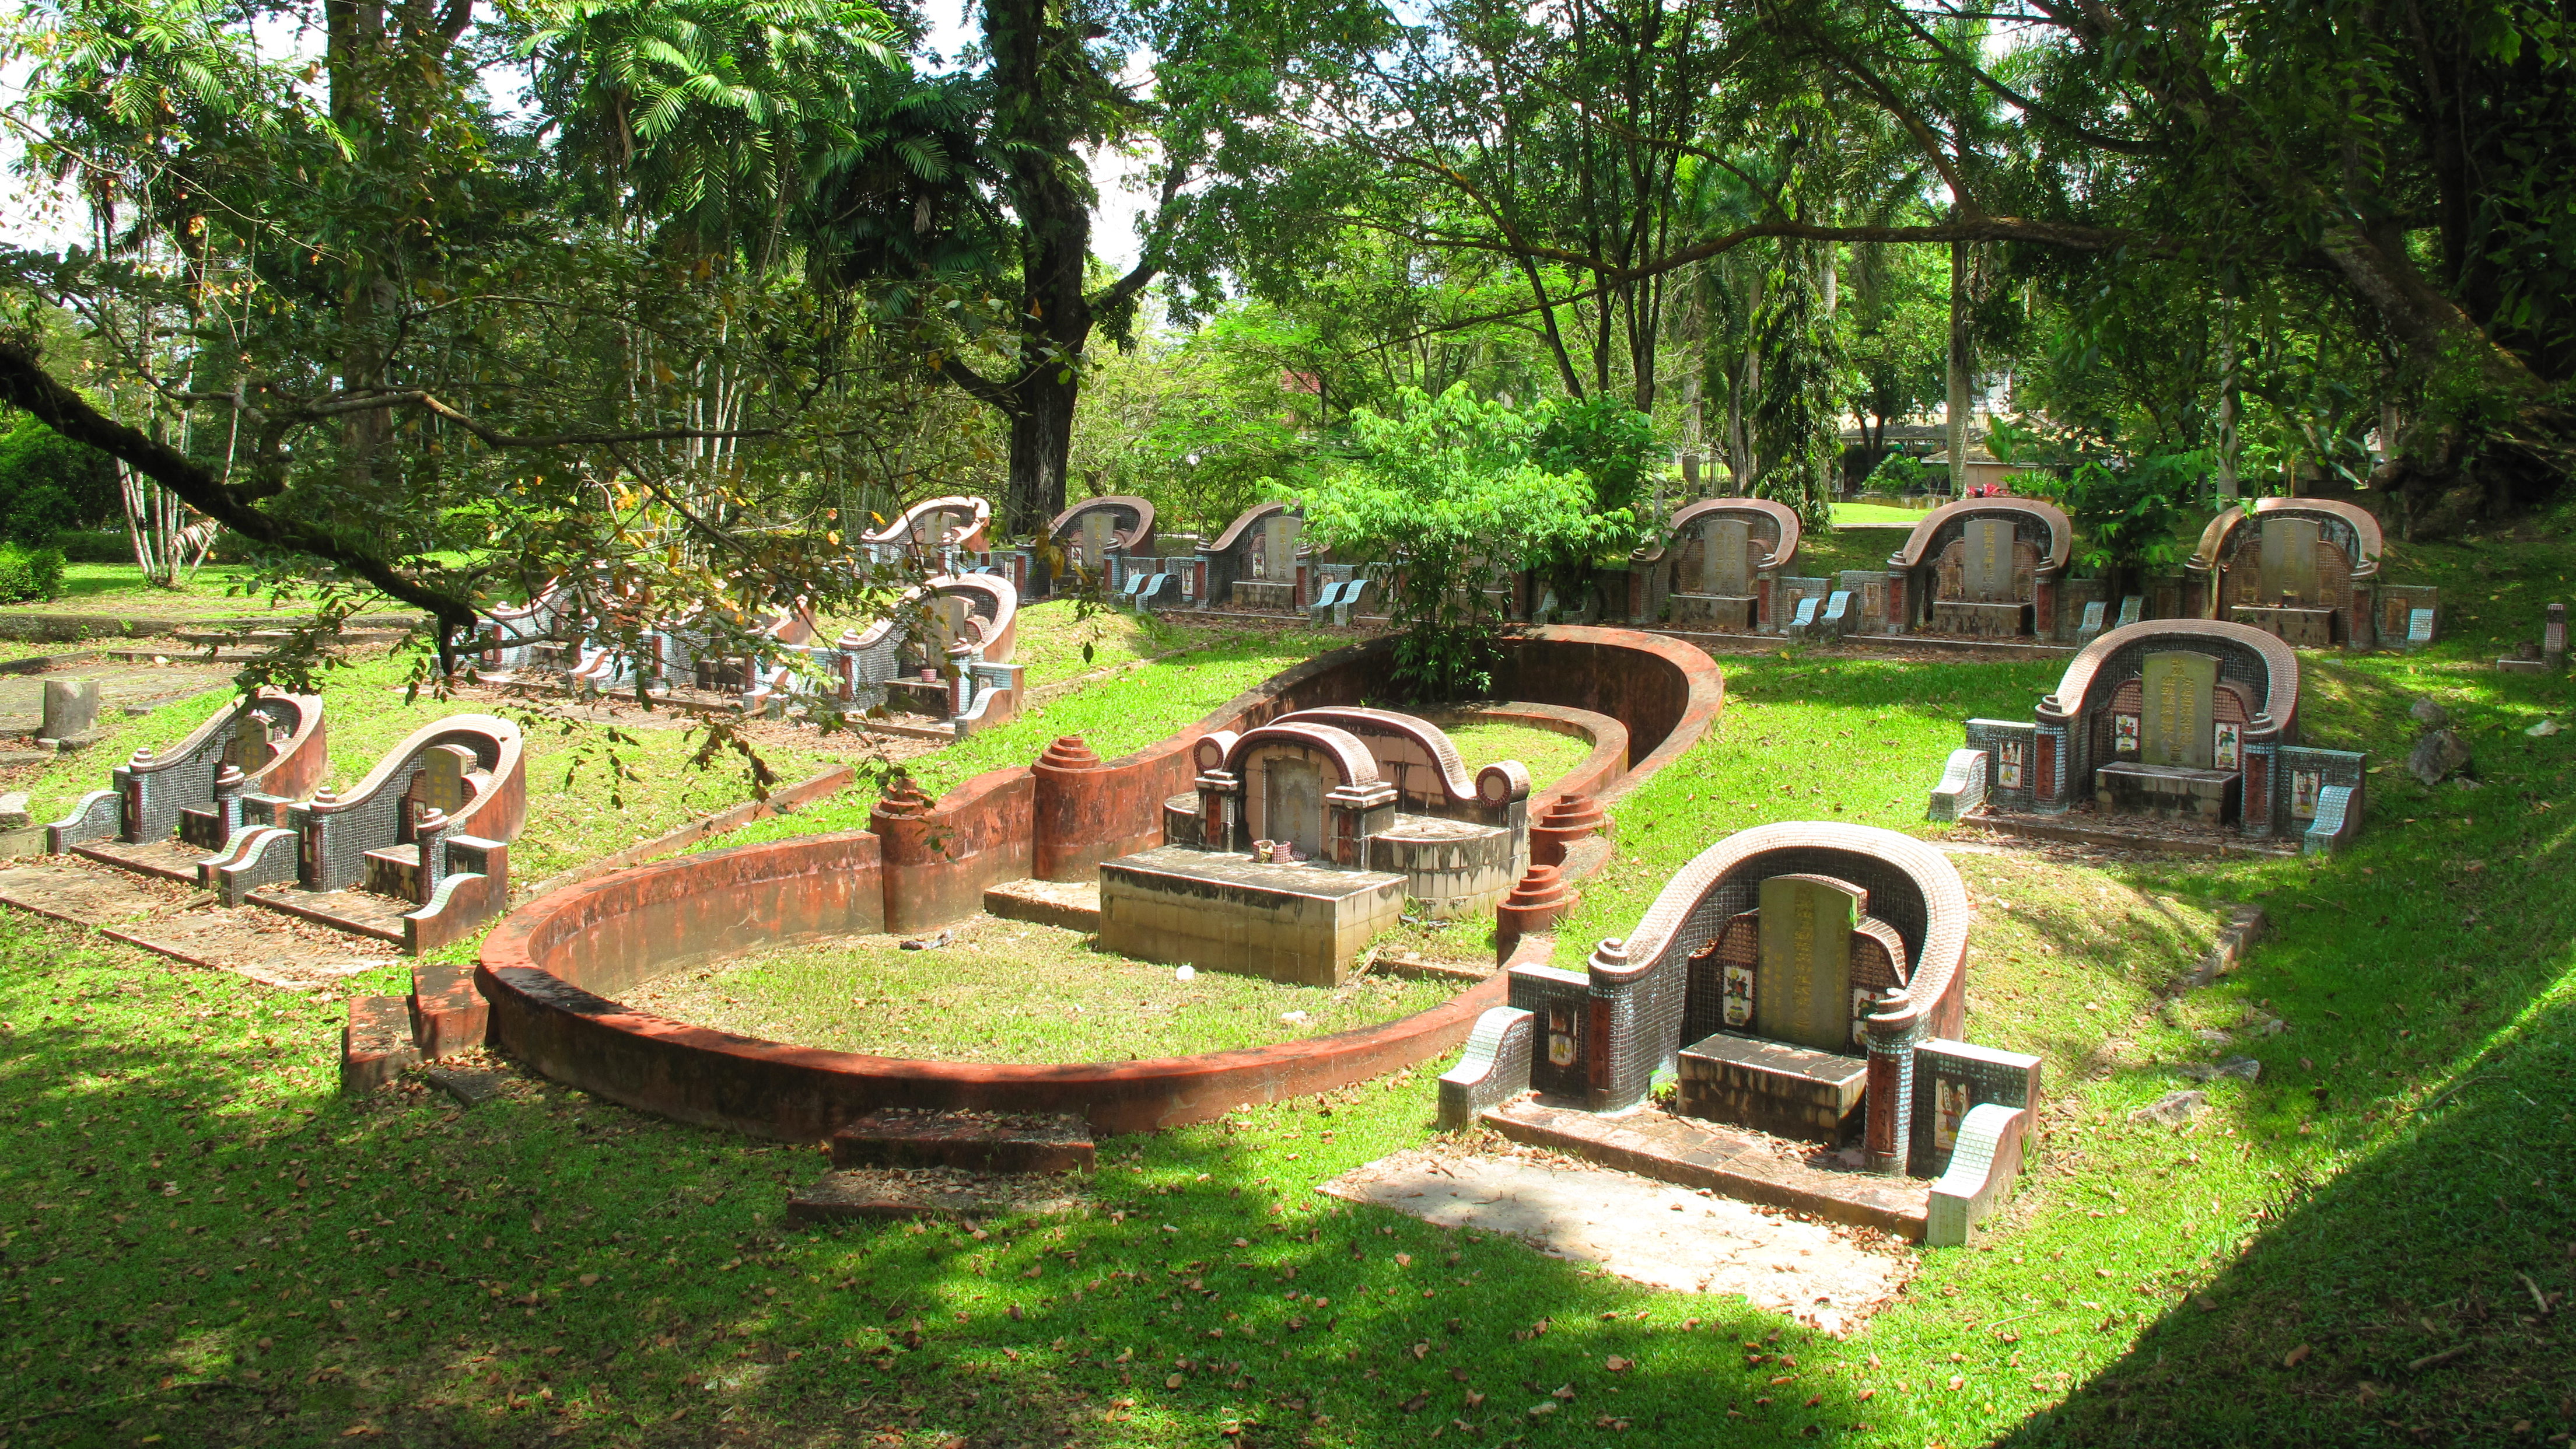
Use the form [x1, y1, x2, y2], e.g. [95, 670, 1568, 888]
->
[1, 507, 2572, 1447]
[1423, 715, 1597, 792]
[622, 915, 1461, 1063]
[721, 625, 1350, 845]
[0, 562, 275, 618]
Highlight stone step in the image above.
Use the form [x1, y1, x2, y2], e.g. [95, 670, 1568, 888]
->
[787, 1167, 1086, 1226]
[981, 877, 1100, 931]
[1481, 1096, 1931, 1241]
[830, 1109, 1095, 1175]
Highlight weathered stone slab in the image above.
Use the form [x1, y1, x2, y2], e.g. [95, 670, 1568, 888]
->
[1318, 1147, 1910, 1333]
[831, 1110, 1096, 1175]
[787, 1167, 1086, 1224]
[0, 862, 159, 926]
[1479, 1097, 1932, 1241]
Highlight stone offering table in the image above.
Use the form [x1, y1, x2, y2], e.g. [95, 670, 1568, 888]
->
[1676, 1034, 1869, 1144]
[2229, 603, 2335, 649]
[1098, 846, 1405, 988]
[1930, 600, 2030, 638]
[2094, 761, 2239, 823]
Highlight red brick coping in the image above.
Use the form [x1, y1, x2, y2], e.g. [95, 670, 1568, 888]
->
[474, 627, 1717, 1140]
[2188, 496, 2383, 580]
[2038, 617, 2302, 733]
[1888, 496, 2074, 575]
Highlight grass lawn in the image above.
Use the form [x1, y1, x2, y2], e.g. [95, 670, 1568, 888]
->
[0, 562, 302, 621]
[1, 509, 2571, 1446]
[1832, 502, 1936, 526]
[1420, 713, 1598, 792]
[621, 915, 1462, 1063]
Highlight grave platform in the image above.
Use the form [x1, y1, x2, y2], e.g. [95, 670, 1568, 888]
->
[1097, 845, 1404, 986]
[249, 883, 418, 944]
[1962, 805, 2295, 858]
[1668, 593, 1756, 631]
[70, 836, 214, 885]
[1675, 1032, 1870, 1145]
[2230, 604, 2334, 648]
[2094, 761, 2240, 824]
[1930, 600, 2031, 638]
[1231, 580, 1298, 611]
[1480, 1097, 1931, 1241]
[787, 1167, 1086, 1224]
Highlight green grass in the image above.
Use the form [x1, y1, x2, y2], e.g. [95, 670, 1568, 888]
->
[3, 509, 2574, 1446]
[1833, 502, 1936, 526]
[0, 562, 283, 619]
[1422, 714, 1598, 792]
[622, 915, 1462, 1063]
[1010, 601, 1196, 689]
[721, 625, 1350, 846]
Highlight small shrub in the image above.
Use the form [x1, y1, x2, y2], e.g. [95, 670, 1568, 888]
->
[0, 544, 66, 604]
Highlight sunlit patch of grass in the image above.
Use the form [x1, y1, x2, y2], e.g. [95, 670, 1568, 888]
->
[618, 915, 1461, 1062]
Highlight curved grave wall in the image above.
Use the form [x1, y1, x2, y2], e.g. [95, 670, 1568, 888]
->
[477, 626, 1720, 1139]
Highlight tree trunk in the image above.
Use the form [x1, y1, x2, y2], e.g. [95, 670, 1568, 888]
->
[2216, 297, 2241, 503]
[1946, 237, 1972, 493]
[1007, 369, 1078, 534]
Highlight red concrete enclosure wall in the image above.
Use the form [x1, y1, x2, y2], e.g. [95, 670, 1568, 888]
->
[481, 824, 1506, 1138]
[473, 625, 1723, 1142]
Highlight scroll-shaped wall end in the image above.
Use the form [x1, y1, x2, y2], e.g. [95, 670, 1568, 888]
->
[1476, 760, 1532, 807]
[1923, 1102, 2030, 1247]
[1437, 1007, 1535, 1129]
[1927, 748, 1990, 822]
[1193, 732, 1238, 774]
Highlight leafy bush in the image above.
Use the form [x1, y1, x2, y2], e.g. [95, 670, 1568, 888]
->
[1303, 384, 1624, 699]
[1528, 396, 1657, 605]
[0, 544, 68, 604]
[1866, 452, 1932, 492]
[0, 416, 120, 547]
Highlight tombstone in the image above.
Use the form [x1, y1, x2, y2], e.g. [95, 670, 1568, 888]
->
[1077, 512, 1115, 575]
[2115, 596, 2144, 628]
[2139, 651, 2220, 769]
[2550, 603, 2568, 670]
[1704, 517, 1752, 597]
[1261, 515, 1301, 581]
[1754, 875, 1859, 1054]
[2257, 516, 2322, 604]
[1261, 755, 1323, 859]
[2077, 600, 2108, 640]
[2407, 609, 2435, 646]
[1961, 519, 2014, 603]
[222, 715, 275, 775]
[410, 743, 473, 831]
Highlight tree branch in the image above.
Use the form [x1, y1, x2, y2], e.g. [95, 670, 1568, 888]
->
[0, 335, 475, 637]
